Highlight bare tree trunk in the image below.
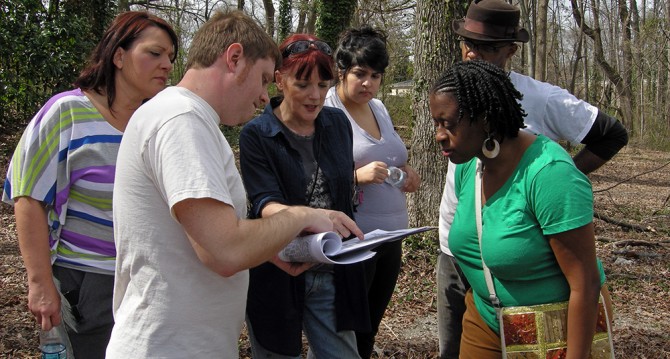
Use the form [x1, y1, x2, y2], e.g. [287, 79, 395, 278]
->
[583, 36, 590, 101]
[569, 0, 635, 132]
[296, 0, 309, 33]
[535, 0, 549, 81]
[407, 0, 462, 228]
[568, 29, 584, 94]
[306, 1, 317, 34]
[519, 0, 535, 75]
[618, 0, 635, 132]
[666, 0, 670, 129]
[262, 0, 275, 38]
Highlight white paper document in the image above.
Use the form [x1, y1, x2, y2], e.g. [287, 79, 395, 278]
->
[278, 226, 436, 265]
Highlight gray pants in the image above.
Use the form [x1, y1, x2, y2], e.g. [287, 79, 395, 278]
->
[53, 265, 114, 359]
[436, 253, 470, 359]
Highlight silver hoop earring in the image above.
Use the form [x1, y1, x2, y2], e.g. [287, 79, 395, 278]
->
[482, 137, 500, 159]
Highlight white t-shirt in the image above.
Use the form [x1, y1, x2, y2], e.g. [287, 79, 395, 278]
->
[107, 87, 248, 358]
[439, 72, 598, 255]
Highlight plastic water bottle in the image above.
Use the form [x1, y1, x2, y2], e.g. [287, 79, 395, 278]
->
[40, 324, 68, 359]
[385, 166, 407, 188]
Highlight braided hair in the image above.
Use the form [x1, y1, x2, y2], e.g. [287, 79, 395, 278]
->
[430, 60, 526, 140]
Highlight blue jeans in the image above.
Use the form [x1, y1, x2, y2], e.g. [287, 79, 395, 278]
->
[248, 270, 360, 359]
[437, 252, 470, 359]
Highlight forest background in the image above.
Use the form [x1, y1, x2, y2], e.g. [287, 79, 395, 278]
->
[1, 0, 669, 357]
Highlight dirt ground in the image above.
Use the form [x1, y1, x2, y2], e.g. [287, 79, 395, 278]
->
[1, 144, 669, 358]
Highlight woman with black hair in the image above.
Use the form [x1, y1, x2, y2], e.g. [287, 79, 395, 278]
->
[429, 60, 612, 358]
[324, 26, 421, 358]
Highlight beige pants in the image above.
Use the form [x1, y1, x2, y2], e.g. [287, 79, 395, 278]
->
[458, 286, 614, 359]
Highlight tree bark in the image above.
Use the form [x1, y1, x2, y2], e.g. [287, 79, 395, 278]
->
[407, 0, 464, 228]
[262, 0, 275, 38]
[535, 0, 549, 81]
[315, 0, 356, 48]
[278, 0, 292, 41]
[617, 0, 635, 131]
[666, 0, 670, 129]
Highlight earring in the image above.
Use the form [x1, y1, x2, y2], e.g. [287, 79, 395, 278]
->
[482, 135, 500, 159]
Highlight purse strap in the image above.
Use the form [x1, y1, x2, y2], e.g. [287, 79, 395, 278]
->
[475, 159, 502, 311]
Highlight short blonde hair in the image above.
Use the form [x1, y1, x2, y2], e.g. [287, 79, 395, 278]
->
[186, 10, 281, 71]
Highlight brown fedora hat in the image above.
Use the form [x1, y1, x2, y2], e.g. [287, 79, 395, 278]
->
[452, 0, 529, 43]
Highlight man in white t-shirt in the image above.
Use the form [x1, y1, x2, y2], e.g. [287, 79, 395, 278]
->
[437, 1, 629, 358]
[106, 11, 343, 358]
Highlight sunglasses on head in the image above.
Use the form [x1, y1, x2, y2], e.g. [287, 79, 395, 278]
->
[282, 40, 333, 58]
[460, 38, 512, 53]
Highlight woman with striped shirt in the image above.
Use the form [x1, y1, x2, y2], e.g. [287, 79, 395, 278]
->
[2, 11, 178, 358]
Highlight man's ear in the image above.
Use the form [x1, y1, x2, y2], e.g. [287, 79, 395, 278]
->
[505, 43, 519, 61]
[225, 43, 244, 72]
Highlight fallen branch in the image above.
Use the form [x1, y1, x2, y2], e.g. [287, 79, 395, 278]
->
[607, 239, 662, 248]
[593, 211, 654, 232]
[612, 249, 661, 258]
[596, 236, 617, 243]
[593, 160, 670, 193]
[383, 321, 399, 340]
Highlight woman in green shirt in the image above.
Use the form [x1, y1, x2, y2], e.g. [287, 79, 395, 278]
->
[428, 60, 612, 359]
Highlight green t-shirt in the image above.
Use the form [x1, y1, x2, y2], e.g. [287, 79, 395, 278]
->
[450, 135, 605, 333]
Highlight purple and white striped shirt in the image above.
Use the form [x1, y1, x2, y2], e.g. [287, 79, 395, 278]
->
[3, 89, 120, 274]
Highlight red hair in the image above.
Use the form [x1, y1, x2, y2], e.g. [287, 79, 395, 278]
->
[278, 34, 334, 81]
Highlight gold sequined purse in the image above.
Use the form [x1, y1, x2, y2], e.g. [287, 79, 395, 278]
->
[474, 160, 615, 359]
[499, 297, 613, 358]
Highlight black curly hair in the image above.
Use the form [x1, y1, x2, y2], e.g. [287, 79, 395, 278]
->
[430, 60, 526, 140]
[334, 26, 389, 75]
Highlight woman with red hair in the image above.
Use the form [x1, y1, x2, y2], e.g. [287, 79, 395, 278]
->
[239, 34, 369, 358]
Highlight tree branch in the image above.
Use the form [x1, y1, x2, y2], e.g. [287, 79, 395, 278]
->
[593, 210, 655, 232]
[593, 160, 670, 193]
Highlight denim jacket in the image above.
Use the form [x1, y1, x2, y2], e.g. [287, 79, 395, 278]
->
[239, 99, 370, 355]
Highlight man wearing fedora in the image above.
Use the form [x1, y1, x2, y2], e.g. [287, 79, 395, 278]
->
[436, 0, 628, 357]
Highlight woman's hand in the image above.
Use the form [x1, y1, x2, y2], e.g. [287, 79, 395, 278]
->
[400, 164, 421, 193]
[27, 280, 62, 330]
[356, 161, 389, 185]
[14, 197, 62, 330]
[270, 255, 314, 276]
[318, 209, 364, 240]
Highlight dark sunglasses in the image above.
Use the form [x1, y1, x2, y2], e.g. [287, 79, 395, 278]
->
[282, 40, 333, 58]
[460, 39, 512, 53]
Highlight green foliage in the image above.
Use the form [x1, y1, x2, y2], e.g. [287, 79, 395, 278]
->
[403, 232, 439, 255]
[0, 0, 102, 137]
[221, 125, 243, 148]
[383, 93, 414, 140]
[315, 0, 356, 48]
[278, 0, 292, 43]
